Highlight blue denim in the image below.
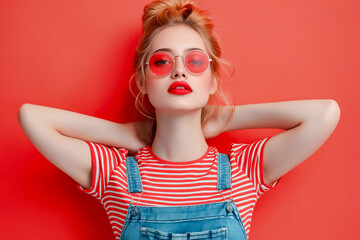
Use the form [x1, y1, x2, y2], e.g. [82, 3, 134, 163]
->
[121, 153, 247, 240]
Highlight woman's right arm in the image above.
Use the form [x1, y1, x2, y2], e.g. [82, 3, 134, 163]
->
[17, 103, 146, 189]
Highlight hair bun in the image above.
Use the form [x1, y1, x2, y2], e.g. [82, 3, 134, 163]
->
[142, 0, 197, 29]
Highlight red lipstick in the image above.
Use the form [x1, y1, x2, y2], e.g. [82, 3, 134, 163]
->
[168, 81, 192, 95]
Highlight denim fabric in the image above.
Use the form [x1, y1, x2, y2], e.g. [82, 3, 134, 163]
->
[217, 153, 232, 191]
[141, 226, 228, 240]
[126, 156, 143, 193]
[121, 153, 247, 240]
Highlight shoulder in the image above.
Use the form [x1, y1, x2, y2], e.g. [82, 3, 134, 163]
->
[228, 138, 270, 156]
[134, 146, 152, 160]
[86, 141, 131, 164]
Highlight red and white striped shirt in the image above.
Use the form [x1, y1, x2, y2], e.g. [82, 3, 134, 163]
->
[77, 137, 279, 239]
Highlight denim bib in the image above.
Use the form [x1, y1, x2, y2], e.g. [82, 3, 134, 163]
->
[120, 153, 248, 240]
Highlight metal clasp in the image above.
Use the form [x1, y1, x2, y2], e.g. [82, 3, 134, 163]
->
[130, 206, 139, 216]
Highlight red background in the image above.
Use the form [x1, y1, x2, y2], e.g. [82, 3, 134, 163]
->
[1, 0, 359, 239]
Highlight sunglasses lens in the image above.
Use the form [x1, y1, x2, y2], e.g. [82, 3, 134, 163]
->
[185, 51, 210, 74]
[148, 52, 174, 76]
[148, 51, 210, 76]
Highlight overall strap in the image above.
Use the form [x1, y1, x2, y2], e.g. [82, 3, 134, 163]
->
[126, 156, 143, 193]
[217, 153, 232, 191]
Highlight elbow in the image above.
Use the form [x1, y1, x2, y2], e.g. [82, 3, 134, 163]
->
[18, 103, 27, 123]
[18, 103, 33, 126]
[303, 99, 341, 145]
[327, 99, 341, 122]
[322, 99, 341, 132]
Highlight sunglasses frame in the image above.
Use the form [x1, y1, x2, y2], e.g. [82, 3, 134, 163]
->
[145, 50, 213, 77]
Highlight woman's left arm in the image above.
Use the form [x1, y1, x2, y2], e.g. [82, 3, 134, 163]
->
[204, 99, 341, 186]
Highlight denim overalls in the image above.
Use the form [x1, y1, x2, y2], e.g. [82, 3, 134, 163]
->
[120, 153, 248, 240]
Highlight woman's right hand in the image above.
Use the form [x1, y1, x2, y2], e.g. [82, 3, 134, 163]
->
[202, 105, 234, 139]
[17, 103, 146, 189]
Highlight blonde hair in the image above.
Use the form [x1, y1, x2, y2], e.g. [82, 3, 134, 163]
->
[130, 0, 235, 145]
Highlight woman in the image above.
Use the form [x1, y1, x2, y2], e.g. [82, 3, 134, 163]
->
[18, 0, 340, 239]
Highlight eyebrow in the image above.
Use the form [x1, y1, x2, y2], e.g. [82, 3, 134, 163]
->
[152, 47, 204, 55]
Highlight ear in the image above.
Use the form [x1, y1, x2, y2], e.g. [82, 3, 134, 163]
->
[209, 76, 218, 95]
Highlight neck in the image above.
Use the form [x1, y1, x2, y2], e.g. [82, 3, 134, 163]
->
[151, 109, 209, 162]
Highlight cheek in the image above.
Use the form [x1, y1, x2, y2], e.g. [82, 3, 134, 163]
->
[143, 77, 167, 106]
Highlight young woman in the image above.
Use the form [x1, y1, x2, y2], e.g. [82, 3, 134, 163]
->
[18, 0, 340, 239]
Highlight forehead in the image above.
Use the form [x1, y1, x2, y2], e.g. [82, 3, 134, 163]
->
[149, 24, 207, 55]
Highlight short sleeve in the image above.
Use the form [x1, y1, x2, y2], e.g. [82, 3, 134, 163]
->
[76, 141, 128, 200]
[229, 137, 280, 197]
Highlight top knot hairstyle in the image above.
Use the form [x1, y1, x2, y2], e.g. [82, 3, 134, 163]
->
[131, 0, 235, 145]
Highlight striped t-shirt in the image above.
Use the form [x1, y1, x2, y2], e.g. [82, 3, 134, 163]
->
[76, 137, 280, 239]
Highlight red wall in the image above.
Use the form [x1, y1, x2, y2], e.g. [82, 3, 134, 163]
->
[1, 0, 359, 239]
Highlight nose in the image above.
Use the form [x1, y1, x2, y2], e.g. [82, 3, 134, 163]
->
[171, 56, 187, 79]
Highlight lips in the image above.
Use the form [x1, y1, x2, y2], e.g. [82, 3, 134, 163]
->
[167, 81, 192, 95]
